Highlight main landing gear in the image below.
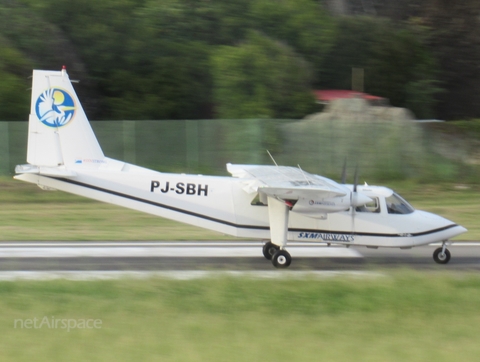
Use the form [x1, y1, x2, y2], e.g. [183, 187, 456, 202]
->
[263, 241, 292, 268]
[433, 242, 451, 264]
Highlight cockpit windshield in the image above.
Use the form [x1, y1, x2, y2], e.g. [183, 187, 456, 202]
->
[386, 193, 415, 214]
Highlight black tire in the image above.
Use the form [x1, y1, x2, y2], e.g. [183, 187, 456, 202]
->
[262, 242, 280, 260]
[433, 247, 451, 264]
[272, 249, 292, 268]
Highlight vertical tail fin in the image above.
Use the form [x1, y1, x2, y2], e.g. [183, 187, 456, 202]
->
[27, 68, 104, 167]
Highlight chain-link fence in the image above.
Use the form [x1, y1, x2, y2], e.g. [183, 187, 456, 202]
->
[1, 119, 478, 183]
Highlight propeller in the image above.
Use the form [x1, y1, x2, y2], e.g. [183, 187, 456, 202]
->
[353, 165, 359, 192]
[340, 160, 371, 207]
[350, 165, 359, 234]
[341, 158, 347, 184]
[341, 162, 372, 235]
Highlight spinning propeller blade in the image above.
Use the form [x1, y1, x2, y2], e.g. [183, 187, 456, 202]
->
[340, 160, 371, 234]
[350, 165, 372, 233]
[351, 165, 358, 233]
[341, 158, 347, 184]
[353, 165, 359, 193]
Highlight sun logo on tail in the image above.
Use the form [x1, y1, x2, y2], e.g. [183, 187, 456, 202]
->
[35, 88, 76, 127]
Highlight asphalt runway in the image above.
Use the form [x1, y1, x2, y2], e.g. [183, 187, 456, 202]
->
[0, 241, 479, 279]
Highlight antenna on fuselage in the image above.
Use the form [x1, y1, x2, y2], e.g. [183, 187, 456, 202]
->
[266, 150, 278, 167]
[297, 164, 312, 186]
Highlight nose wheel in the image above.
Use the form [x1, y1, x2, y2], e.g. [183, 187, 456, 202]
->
[433, 244, 451, 264]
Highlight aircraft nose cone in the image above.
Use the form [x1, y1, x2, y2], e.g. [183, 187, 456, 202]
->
[457, 225, 468, 235]
[352, 192, 372, 207]
[412, 210, 468, 243]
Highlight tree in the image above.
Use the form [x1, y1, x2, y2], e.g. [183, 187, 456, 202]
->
[337, 0, 480, 119]
[0, 37, 31, 120]
[250, 0, 336, 82]
[318, 17, 383, 90]
[319, 17, 441, 119]
[367, 25, 441, 119]
[104, 41, 212, 120]
[10, 0, 334, 120]
[421, 0, 480, 119]
[211, 31, 315, 119]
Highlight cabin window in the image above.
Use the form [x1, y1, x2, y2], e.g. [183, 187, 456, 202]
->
[386, 193, 414, 214]
[355, 197, 380, 213]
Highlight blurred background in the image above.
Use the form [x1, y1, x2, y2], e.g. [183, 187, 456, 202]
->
[1, 0, 479, 182]
[2, 117, 480, 183]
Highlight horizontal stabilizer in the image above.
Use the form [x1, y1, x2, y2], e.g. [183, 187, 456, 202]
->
[15, 164, 77, 177]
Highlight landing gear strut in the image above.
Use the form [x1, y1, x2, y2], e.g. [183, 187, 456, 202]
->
[433, 242, 451, 264]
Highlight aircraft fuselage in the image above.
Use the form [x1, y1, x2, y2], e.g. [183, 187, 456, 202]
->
[15, 158, 465, 250]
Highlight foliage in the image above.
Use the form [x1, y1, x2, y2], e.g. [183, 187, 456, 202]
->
[367, 26, 442, 119]
[0, 37, 31, 120]
[319, 17, 442, 119]
[0, 0, 347, 120]
[319, 17, 381, 90]
[104, 41, 212, 120]
[0, 0, 476, 120]
[0, 1, 99, 118]
[2, 274, 480, 360]
[211, 31, 316, 119]
[421, 0, 480, 120]
[250, 0, 337, 81]
[349, 0, 480, 119]
[0, 2, 64, 67]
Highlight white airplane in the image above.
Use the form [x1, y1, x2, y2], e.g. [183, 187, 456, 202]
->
[15, 68, 467, 268]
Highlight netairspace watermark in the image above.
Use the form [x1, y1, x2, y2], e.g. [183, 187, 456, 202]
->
[14, 317, 102, 332]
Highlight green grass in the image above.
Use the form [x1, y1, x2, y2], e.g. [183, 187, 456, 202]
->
[1, 178, 479, 241]
[2, 273, 480, 361]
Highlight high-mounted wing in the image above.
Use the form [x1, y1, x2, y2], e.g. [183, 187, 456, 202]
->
[227, 163, 347, 200]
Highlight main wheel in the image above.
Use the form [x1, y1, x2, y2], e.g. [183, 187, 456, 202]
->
[272, 249, 292, 268]
[262, 242, 280, 260]
[433, 247, 451, 264]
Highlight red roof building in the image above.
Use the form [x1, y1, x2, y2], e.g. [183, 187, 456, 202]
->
[313, 90, 386, 105]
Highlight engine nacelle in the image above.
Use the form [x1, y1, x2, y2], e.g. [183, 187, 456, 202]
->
[291, 192, 372, 218]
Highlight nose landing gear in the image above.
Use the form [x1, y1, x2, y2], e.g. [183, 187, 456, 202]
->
[433, 242, 451, 264]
